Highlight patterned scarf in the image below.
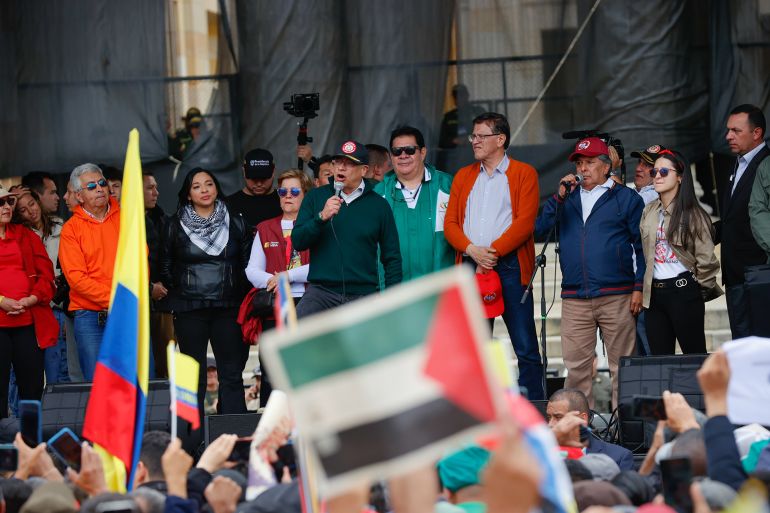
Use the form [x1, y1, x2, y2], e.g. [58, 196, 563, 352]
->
[179, 199, 230, 256]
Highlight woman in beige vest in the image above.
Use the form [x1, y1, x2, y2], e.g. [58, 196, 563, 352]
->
[640, 149, 722, 354]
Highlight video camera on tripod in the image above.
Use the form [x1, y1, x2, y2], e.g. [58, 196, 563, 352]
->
[283, 93, 320, 170]
[563, 129, 626, 184]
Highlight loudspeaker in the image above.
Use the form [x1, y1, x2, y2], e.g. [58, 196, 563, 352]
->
[203, 413, 261, 446]
[41, 380, 171, 441]
[617, 354, 708, 452]
[546, 377, 566, 398]
[528, 400, 548, 421]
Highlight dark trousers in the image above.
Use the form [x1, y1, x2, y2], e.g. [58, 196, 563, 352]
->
[635, 311, 652, 356]
[295, 285, 365, 319]
[0, 325, 44, 419]
[646, 273, 706, 355]
[493, 252, 545, 400]
[726, 284, 752, 339]
[174, 307, 247, 425]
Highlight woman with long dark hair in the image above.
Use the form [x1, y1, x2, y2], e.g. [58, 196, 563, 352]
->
[13, 189, 70, 384]
[640, 149, 722, 354]
[160, 168, 252, 418]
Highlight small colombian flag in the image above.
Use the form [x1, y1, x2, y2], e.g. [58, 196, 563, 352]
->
[167, 342, 200, 430]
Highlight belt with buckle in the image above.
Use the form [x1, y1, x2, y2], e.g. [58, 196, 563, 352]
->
[652, 274, 691, 289]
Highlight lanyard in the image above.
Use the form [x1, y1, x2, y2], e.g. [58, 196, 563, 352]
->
[284, 234, 293, 270]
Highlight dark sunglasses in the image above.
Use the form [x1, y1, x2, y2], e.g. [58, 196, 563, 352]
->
[649, 167, 676, 178]
[278, 187, 302, 198]
[0, 196, 17, 207]
[84, 178, 108, 191]
[391, 145, 419, 157]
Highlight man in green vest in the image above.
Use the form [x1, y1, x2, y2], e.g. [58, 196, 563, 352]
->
[375, 126, 455, 282]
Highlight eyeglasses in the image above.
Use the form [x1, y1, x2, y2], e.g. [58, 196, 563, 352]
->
[468, 133, 500, 143]
[278, 187, 302, 198]
[649, 168, 675, 178]
[0, 196, 17, 207]
[391, 145, 419, 157]
[83, 178, 108, 191]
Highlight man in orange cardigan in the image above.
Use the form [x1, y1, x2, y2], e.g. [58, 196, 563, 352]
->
[444, 112, 544, 400]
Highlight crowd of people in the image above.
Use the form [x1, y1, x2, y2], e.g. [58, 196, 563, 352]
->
[1, 100, 770, 512]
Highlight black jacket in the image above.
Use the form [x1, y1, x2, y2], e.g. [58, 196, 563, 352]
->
[717, 145, 770, 286]
[159, 209, 252, 311]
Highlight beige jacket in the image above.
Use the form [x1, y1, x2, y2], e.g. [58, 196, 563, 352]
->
[640, 199, 723, 308]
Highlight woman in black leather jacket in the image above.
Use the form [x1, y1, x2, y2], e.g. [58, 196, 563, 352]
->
[160, 168, 252, 419]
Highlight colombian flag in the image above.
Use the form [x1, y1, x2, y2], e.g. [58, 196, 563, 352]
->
[167, 342, 200, 430]
[83, 129, 150, 492]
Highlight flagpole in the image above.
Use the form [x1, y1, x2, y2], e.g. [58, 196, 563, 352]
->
[167, 341, 177, 440]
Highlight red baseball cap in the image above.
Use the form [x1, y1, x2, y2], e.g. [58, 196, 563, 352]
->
[476, 271, 504, 319]
[568, 137, 609, 161]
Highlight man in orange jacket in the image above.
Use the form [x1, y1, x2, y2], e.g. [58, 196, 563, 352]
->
[59, 163, 120, 381]
[444, 112, 544, 400]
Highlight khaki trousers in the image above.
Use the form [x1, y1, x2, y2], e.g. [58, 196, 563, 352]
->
[561, 294, 636, 409]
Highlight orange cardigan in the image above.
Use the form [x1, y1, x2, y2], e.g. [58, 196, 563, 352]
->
[443, 158, 539, 285]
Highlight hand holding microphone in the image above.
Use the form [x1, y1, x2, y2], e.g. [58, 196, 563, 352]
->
[558, 173, 583, 199]
[319, 182, 344, 221]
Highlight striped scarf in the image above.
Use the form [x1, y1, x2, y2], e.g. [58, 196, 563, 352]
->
[179, 199, 229, 256]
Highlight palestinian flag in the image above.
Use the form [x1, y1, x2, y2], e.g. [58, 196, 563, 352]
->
[260, 266, 504, 495]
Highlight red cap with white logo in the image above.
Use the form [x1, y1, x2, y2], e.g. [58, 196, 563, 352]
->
[568, 137, 609, 162]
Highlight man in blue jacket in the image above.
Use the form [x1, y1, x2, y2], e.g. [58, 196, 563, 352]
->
[536, 137, 644, 409]
[546, 388, 634, 470]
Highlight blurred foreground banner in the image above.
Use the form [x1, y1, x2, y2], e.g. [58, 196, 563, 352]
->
[260, 266, 504, 495]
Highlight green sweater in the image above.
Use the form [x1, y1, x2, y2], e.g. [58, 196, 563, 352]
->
[293, 180, 402, 295]
[374, 165, 455, 283]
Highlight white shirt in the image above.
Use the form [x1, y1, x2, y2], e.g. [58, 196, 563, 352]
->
[653, 211, 688, 279]
[579, 178, 614, 222]
[244, 219, 309, 297]
[635, 184, 659, 205]
[396, 167, 431, 209]
[732, 141, 767, 194]
[340, 179, 365, 204]
[463, 154, 512, 246]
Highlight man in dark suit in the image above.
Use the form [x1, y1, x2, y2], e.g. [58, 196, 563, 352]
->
[545, 388, 634, 470]
[717, 104, 769, 338]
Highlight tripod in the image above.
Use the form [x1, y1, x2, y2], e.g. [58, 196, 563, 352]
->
[296, 117, 312, 170]
[521, 200, 562, 399]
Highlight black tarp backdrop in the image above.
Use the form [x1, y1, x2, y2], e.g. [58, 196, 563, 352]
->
[0, 1, 20, 176]
[235, 0, 454, 180]
[235, 0, 352, 179]
[1, 0, 769, 212]
[709, 0, 770, 206]
[571, 0, 711, 160]
[11, 0, 168, 174]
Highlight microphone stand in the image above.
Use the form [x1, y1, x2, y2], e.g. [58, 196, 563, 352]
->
[521, 198, 563, 399]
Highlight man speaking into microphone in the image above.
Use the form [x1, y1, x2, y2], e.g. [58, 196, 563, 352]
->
[535, 136, 645, 410]
[293, 140, 402, 318]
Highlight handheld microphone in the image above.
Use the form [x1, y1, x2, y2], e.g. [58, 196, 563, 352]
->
[333, 181, 344, 197]
[560, 174, 583, 188]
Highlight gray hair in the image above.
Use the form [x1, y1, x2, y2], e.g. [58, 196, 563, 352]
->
[128, 487, 166, 513]
[69, 163, 104, 192]
[597, 154, 612, 166]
